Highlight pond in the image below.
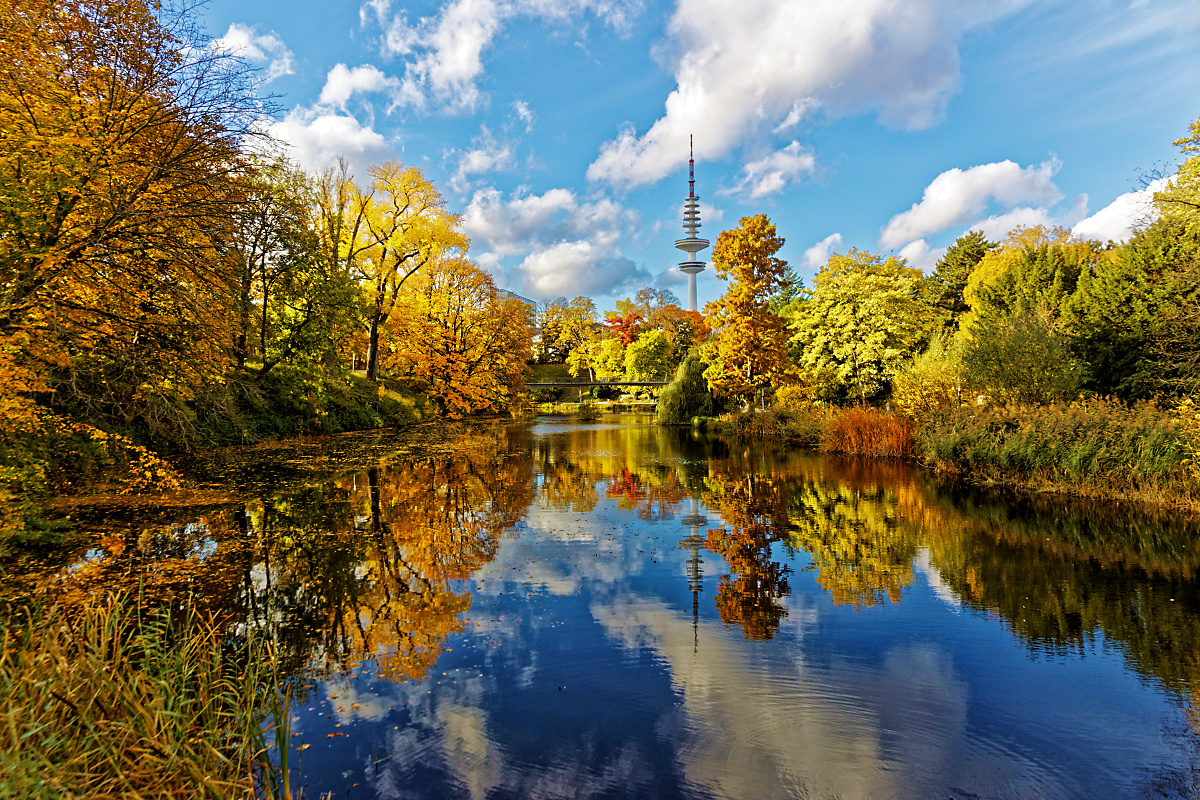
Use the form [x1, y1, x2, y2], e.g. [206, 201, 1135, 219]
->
[30, 415, 1200, 799]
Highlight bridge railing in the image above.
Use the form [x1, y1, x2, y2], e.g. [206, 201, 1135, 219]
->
[526, 375, 670, 386]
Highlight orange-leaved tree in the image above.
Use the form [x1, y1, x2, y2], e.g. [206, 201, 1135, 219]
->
[702, 214, 793, 408]
[386, 257, 532, 417]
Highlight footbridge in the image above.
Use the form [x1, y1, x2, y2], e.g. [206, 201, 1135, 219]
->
[527, 376, 670, 389]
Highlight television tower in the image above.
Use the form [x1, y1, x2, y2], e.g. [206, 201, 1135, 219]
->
[675, 136, 709, 312]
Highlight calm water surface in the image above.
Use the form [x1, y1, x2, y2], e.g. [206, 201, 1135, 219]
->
[44, 415, 1200, 798]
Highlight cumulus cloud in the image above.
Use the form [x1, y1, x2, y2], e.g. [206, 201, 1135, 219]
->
[879, 159, 1062, 249]
[969, 206, 1058, 242]
[898, 239, 945, 271]
[462, 186, 648, 297]
[447, 129, 515, 193]
[724, 142, 816, 201]
[319, 64, 401, 108]
[212, 23, 295, 82]
[587, 0, 1032, 188]
[360, 0, 642, 112]
[802, 233, 843, 271]
[268, 109, 396, 176]
[1073, 178, 1167, 243]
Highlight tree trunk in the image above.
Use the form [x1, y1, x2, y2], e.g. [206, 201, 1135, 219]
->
[366, 308, 382, 381]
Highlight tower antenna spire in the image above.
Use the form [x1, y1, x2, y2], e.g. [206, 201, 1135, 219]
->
[689, 135, 695, 199]
[675, 134, 709, 311]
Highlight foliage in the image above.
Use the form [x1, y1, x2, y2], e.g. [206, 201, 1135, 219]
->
[656, 351, 718, 424]
[961, 311, 1087, 405]
[1064, 216, 1200, 397]
[925, 230, 995, 329]
[958, 225, 1076, 336]
[0, 595, 285, 799]
[891, 333, 965, 418]
[385, 257, 531, 417]
[918, 399, 1198, 504]
[624, 329, 673, 379]
[702, 214, 793, 407]
[819, 407, 914, 458]
[789, 248, 931, 403]
[588, 338, 627, 379]
[576, 400, 601, 421]
[1155, 113, 1200, 234]
[339, 162, 467, 381]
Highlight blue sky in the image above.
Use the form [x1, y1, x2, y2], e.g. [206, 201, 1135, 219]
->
[202, 0, 1200, 309]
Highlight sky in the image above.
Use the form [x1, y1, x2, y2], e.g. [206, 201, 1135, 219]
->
[201, 0, 1200, 309]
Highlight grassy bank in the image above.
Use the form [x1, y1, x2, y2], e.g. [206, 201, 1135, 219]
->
[706, 399, 1200, 507]
[0, 593, 289, 799]
[918, 401, 1200, 507]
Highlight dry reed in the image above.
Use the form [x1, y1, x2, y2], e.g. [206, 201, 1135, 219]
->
[819, 407, 915, 458]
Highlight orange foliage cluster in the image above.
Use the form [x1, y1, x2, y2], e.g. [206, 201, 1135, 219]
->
[819, 407, 915, 458]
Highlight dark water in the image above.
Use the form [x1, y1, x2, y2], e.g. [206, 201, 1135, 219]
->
[38, 415, 1200, 799]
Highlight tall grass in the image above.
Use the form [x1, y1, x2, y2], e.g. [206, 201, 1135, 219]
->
[820, 407, 915, 458]
[0, 593, 290, 799]
[919, 400, 1199, 505]
[708, 406, 913, 457]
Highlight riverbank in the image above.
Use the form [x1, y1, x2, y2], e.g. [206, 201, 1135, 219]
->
[705, 400, 1200, 510]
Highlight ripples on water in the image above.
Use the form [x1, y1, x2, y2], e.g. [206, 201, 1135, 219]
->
[31, 415, 1200, 799]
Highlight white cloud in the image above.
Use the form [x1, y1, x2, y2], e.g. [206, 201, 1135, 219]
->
[319, 64, 402, 108]
[897, 239, 945, 271]
[724, 142, 816, 201]
[879, 159, 1062, 249]
[448, 129, 515, 193]
[512, 100, 536, 131]
[802, 233, 843, 271]
[361, 0, 642, 112]
[587, 0, 1032, 188]
[212, 23, 295, 82]
[268, 109, 396, 176]
[1072, 178, 1167, 243]
[970, 206, 1058, 242]
[462, 186, 648, 297]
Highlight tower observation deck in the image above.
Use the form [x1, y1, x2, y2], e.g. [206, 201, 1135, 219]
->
[675, 136, 709, 312]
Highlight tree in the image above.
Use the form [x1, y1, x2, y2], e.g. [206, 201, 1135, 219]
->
[386, 257, 531, 417]
[555, 296, 598, 372]
[656, 350, 718, 424]
[1155, 113, 1200, 234]
[701, 214, 793, 408]
[925, 230, 995, 329]
[962, 311, 1087, 405]
[0, 0, 256, 442]
[354, 162, 466, 381]
[624, 329, 673, 379]
[789, 248, 931, 404]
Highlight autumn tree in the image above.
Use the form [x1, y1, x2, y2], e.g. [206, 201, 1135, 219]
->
[386, 256, 531, 417]
[1155, 113, 1200, 234]
[353, 162, 466, 381]
[788, 248, 931, 404]
[701, 214, 793, 408]
[0, 0, 258, 446]
[624, 329, 673, 379]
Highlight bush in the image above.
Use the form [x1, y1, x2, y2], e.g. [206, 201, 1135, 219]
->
[892, 334, 964, 418]
[962, 312, 1087, 405]
[820, 407, 914, 458]
[656, 351, 718, 424]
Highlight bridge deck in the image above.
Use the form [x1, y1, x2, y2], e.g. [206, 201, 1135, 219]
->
[528, 377, 669, 388]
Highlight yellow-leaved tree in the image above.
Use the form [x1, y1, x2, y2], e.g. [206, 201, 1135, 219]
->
[386, 257, 532, 417]
[702, 214, 793, 408]
[355, 163, 468, 381]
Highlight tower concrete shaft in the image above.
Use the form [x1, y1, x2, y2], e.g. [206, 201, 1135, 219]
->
[675, 136, 708, 312]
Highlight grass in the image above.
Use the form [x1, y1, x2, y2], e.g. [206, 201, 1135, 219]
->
[918, 399, 1200, 506]
[0, 592, 290, 799]
[820, 407, 915, 458]
[708, 405, 913, 457]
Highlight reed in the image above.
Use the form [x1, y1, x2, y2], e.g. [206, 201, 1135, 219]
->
[918, 399, 1199, 505]
[0, 593, 290, 799]
[820, 407, 915, 458]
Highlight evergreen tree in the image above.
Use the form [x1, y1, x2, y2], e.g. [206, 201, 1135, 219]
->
[925, 230, 995, 328]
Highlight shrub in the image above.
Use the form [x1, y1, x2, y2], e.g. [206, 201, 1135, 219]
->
[892, 334, 964, 419]
[961, 311, 1087, 405]
[820, 407, 914, 458]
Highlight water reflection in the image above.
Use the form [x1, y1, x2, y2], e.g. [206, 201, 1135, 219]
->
[17, 416, 1200, 798]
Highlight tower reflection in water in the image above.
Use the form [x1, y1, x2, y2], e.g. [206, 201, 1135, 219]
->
[679, 495, 707, 654]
